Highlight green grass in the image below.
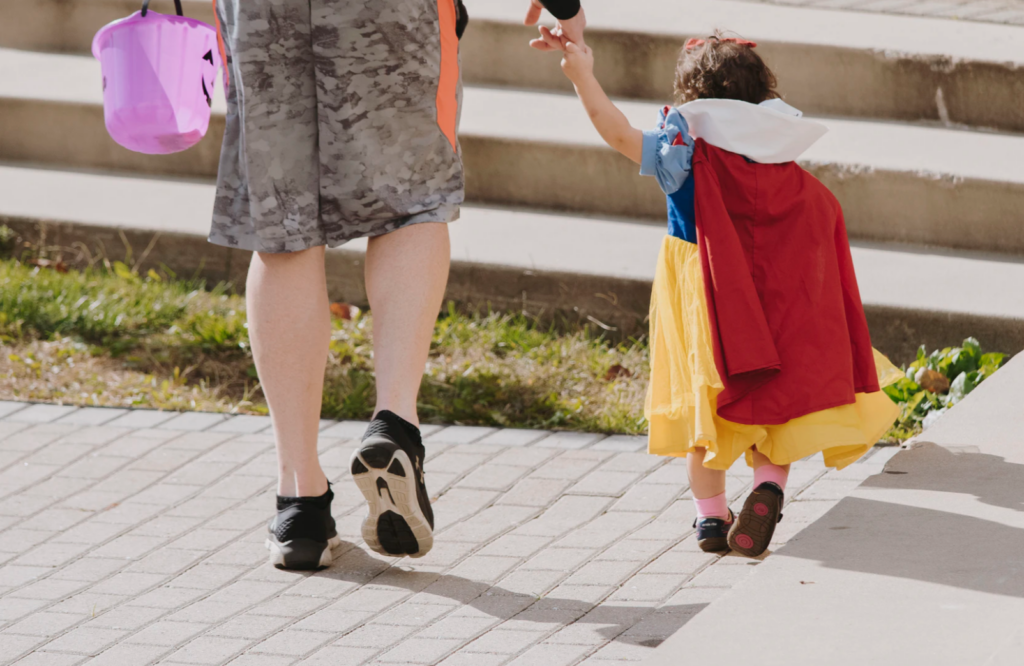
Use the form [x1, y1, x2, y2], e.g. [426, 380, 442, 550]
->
[320, 303, 648, 432]
[1, 257, 1007, 439]
[0, 260, 190, 344]
[0, 260, 648, 433]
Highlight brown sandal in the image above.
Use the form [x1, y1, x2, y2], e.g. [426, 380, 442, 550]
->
[728, 482, 784, 558]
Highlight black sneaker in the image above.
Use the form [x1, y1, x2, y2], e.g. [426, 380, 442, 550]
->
[728, 482, 784, 558]
[265, 484, 342, 570]
[350, 411, 434, 558]
[693, 509, 734, 553]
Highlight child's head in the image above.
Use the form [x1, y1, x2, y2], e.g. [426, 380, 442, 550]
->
[674, 33, 779, 106]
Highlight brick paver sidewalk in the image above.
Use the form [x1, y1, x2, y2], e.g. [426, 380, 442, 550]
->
[738, 0, 1024, 25]
[0, 402, 896, 665]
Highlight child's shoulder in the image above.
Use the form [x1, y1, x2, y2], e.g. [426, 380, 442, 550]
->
[651, 106, 692, 142]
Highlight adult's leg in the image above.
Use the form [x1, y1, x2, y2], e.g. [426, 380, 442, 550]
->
[349, 222, 449, 558]
[365, 222, 451, 426]
[247, 247, 331, 498]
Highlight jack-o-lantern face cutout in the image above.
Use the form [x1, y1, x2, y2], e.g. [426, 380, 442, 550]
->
[200, 50, 217, 107]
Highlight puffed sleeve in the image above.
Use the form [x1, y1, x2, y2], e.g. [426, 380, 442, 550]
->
[640, 106, 695, 195]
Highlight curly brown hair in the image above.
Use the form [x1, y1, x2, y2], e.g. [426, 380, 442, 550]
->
[674, 33, 779, 105]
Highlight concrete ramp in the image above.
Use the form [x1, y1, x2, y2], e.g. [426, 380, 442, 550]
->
[644, 354, 1024, 665]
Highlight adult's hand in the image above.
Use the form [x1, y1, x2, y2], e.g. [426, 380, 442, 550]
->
[525, 0, 587, 51]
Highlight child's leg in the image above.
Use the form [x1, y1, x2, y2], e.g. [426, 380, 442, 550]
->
[688, 448, 728, 520]
[750, 448, 790, 491]
[728, 448, 788, 558]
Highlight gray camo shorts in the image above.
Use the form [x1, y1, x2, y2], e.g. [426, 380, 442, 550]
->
[209, 0, 465, 254]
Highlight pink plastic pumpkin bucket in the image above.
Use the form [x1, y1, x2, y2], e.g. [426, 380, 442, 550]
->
[91, 0, 221, 155]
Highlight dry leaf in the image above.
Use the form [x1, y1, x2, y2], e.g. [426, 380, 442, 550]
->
[604, 364, 633, 382]
[915, 368, 950, 394]
[29, 258, 69, 273]
[330, 303, 359, 320]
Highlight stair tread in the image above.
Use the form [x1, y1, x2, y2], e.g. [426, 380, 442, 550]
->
[3, 48, 1022, 185]
[470, 0, 1024, 64]
[3, 162, 1023, 322]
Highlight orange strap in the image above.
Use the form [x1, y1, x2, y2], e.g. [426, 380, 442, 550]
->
[435, 0, 459, 151]
[211, 0, 230, 88]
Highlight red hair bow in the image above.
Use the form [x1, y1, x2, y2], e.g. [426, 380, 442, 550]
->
[685, 37, 758, 50]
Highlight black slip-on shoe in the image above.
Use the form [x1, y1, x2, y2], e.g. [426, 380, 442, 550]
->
[266, 485, 342, 570]
[351, 411, 434, 558]
[728, 482, 784, 558]
[693, 509, 735, 553]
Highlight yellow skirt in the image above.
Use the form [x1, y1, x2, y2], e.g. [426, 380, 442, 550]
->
[645, 236, 902, 471]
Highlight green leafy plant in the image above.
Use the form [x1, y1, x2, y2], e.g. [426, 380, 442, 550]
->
[883, 337, 1006, 441]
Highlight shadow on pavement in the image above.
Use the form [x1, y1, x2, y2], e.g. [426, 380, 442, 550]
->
[861, 441, 1024, 512]
[777, 441, 1024, 598]
[294, 544, 707, 645]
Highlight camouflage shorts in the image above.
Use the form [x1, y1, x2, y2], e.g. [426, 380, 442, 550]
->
[209, 0, 465, 253]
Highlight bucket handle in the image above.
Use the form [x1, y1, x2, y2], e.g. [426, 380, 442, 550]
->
[141, 0, 185, 17]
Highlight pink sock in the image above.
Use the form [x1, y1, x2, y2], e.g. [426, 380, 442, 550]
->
[754, 463, 789, 492]
[693, 492, 729, 520]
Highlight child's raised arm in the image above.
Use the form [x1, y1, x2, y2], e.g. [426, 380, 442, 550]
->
[561, 42, 643, 165]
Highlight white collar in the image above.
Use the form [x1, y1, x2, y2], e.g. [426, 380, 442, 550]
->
[676, 98, 828, 164]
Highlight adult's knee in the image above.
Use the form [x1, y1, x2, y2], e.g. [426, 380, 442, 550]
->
[252, 245, 325, 268]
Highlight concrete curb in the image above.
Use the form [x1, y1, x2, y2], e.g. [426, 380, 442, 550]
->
[5, 216, 1023, 362]
[1, 215, 654, 340]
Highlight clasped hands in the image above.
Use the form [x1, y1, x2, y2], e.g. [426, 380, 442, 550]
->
[523, 0, 587, 51]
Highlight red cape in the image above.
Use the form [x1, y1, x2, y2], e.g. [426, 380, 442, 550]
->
[692, 139, 880, 426]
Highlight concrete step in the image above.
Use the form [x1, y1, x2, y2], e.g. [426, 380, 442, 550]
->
[4, 0, 1023, 132]
[2, 162, 1023, 361]
[2, 48, 1023, 257]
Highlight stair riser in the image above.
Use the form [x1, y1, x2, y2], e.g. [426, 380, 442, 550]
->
[5, 216, 1022, 363]
[468, 141, 1024, 257]
[0, 0, 191, 55]
[4, 98, 1023, 256]
[5, 0, 1023, 132]
[0, 98, 225, 180]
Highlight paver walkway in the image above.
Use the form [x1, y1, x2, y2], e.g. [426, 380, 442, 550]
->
[0, 402, 897, 666]
[738, 0, 1024, 24]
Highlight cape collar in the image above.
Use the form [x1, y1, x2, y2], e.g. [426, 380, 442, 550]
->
[675, 98, 828, 164]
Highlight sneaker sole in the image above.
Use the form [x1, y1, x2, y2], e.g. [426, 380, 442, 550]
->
[265, 534, 343, 571]
[728, 487, 782, 558]
[351, 442, 434, 558]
